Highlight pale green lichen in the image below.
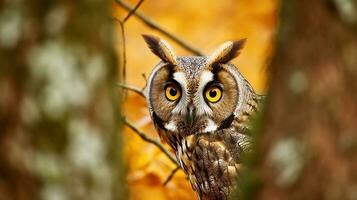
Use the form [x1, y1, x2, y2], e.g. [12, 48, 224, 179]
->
[288, 70, 308, 94]
[66, 118, 112, 200]
[33, 152, 66, 182]
[28, 40, 83, 118]
[26, 38, 112, 199]
[0, 6, 23, 49]
[27, 40, 107, 120]
[269, 137, 306, 187]
[67, 119, 105, 170]
[20, 95, 40, 125]
[45, 5, 68, 36]
[334, 0, 357, 25]
[41, 183, 68, 200]
[84, 54, 107, 88]
[33, 118, 113, 200]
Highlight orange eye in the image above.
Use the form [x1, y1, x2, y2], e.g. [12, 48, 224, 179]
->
[165, 84, 181, 101]
[205, 86, 222, 103]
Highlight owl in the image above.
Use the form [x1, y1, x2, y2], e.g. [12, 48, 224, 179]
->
[142, 35, 259, 200]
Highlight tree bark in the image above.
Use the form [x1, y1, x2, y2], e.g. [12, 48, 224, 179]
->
[0, 0, 125, 199]
[242, 0, 357, 199]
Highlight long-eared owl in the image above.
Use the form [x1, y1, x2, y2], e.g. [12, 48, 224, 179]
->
[142, 35, 259, 200]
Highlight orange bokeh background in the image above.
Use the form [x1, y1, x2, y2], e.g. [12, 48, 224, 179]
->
[114, 0, 278, 199]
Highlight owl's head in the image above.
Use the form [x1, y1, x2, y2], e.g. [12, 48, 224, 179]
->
[143, 35, 255, 137]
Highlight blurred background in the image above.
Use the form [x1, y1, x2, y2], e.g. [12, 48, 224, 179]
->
[0, 1, 123, 199]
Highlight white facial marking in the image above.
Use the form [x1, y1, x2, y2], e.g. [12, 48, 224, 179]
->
[172, 71, 187, 115]
[164, 121, 177, 132]
[199, 71, 214, 87]
[173, 71, 187, 89]
[203, 119, 218, 133]
[196, 71, 214, 116]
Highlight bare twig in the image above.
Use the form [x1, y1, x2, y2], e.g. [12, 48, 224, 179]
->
[123, 118, 178, 166]
[114, 19, 127, 84]
[163, 166, 180, 186]
[123, 0, 144, 23]
[114, 0, 145, 84]
[116, 82, 145, 98]
[115, 0, 203, 56]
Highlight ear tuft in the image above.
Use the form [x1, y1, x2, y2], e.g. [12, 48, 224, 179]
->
[207, 39, 246, 65]
[142, 34, 177, 65]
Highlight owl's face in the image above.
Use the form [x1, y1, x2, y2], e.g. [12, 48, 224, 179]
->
[144, 35, 249, 137]
[148, 57, 241, 135]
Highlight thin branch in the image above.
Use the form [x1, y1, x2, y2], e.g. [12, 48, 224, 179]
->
[115, 0, 203, 56]
[123, 118, 178, 166]
[116, 82, 145, 98]
[123, 0, 145, 23]
[163, 166, 180, 186]
[114, 19, 127, 84]
[114, 0, 145, 83]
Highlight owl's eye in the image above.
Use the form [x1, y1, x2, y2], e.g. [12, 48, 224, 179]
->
[205, 86, 222, 103]
[165, 84, 181, 101]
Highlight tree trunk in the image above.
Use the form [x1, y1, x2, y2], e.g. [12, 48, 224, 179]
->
[241, 0, 357, 199]
[0, 1, 125, 199]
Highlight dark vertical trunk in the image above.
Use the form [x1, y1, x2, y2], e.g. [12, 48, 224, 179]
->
[238, 0, 357, 199]
[0, 0, 125, 199]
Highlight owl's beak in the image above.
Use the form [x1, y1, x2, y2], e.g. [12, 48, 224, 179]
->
[186, 105, 197, 127]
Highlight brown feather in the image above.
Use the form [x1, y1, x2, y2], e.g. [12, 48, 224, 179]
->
[142, 34, 177, 65]
[207, 39, 246, 66]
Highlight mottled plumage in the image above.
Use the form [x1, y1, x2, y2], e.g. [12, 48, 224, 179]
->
[143, 35, 258, 200]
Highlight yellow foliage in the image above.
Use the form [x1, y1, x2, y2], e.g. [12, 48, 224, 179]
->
[115, 0, 278, 199]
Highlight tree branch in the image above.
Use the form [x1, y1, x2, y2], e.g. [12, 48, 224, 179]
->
[114, 19, 127, 84]
[114, 0, 203, 56]
[123, 118, 178, 166]
[163, 166, 180, 186]
[123, 0, 145, 23]
[114, 0, 145, 84]
[116, 82, 145, 98]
